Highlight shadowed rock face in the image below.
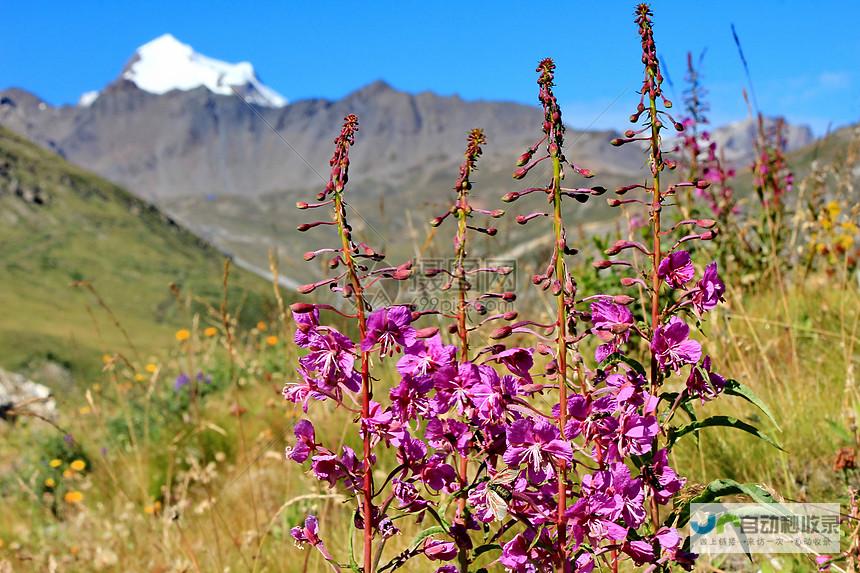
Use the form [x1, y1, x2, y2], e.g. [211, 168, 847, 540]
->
[0, 79, 645, 203]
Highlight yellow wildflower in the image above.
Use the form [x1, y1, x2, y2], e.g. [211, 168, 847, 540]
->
[204, 326, 218, 337]
[49, 459, 62, 468]
[175, 329, 191, 342]
[78, 406, 91, 415]
[265, 335, 279, 346]
[63, 469, 73, 479]
[145, 363, 158, 373]
[70, 460, 86, 472]
[134, 373, 146, 382]
[44, 478, 56, 488]
[256, 321, 267, 331]
[64, 491, 84, 504]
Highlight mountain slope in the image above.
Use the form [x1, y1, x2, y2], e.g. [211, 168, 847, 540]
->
[0, 126, 270, 376]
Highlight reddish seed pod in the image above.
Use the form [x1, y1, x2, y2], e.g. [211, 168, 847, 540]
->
[501, 291, 516, 302]
[593, 260, 613, 269]
[298, 283, 316, 294]
[486, 227, 498, 236]
[297, 223, 312, 232]
[490, 326, 512, 340]
[303, 251, 316, 261]
[290, 302, 317, 314]
[415, 326, 440, 339]
[503, 311, 518, 321]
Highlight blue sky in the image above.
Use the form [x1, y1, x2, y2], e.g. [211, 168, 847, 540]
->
[3, 1, 857, 134]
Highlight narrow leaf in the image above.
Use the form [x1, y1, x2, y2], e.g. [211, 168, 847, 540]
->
[669, 416, 783, 451]
[671, 478, 778, 527]
[408, 525, 447, 550]
[723, 379, 781, 431]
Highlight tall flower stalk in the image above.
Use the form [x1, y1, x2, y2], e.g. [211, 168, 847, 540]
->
[287, 114, 413, 572]
[330, 115, 375, 569]
[505, 58, 602, 569]
[605, 2, 724, 530]
[429, 127, 507, 571]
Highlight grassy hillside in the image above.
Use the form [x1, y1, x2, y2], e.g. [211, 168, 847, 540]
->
[0, 126, 273, 379]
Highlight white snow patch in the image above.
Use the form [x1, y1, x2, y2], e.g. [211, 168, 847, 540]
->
[78, 90, 99, 107]
[121, 34, 287, 107]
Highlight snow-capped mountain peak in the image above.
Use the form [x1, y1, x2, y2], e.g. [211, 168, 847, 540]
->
[115, 33, 286, 107]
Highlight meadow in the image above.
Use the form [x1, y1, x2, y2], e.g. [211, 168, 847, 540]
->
[1, 4, 859, 573]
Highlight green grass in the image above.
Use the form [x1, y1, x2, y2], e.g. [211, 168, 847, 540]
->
[0, 126, 275, 379]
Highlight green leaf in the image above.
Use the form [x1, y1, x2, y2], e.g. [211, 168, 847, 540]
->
[408, 526, 447, 550]
[473, 543, 502, 557]
[668, 415, 783, 451]
[723, 379, 781, 431]
[609, 353, 648, 378]
[348, 511, 360, 573]
[671, 478, 778, 527]
[826, 419, 854, 443]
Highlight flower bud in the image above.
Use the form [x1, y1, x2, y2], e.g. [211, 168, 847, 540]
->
[613, 295, 635, 305]
[501, 292, 516, 302]
[516, 151, 533, 167]
[303, 251, 316, 261]
[503, 311, 518, 320]
[290, 302, 317, 314]
[502, 191, 520, 203]
[415, 326, 440, 339]
[593, 260, 613, 269]
[513, 166, 529, 180]
[296, 201, 309, 209]
[490, 326, 512, 340]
